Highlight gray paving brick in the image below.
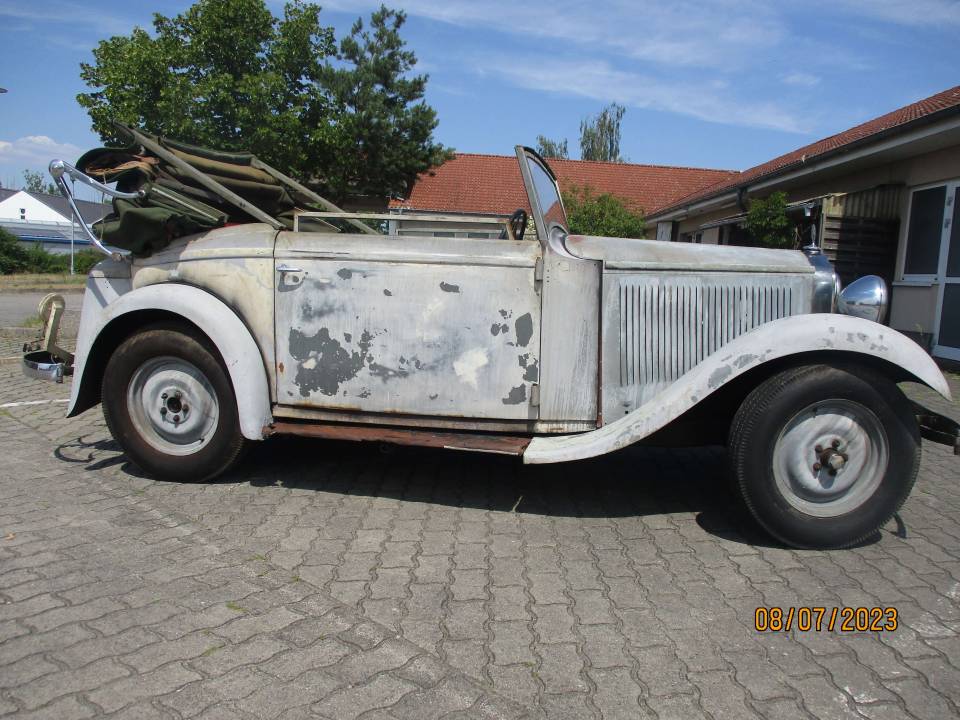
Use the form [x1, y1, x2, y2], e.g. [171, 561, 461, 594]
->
[313, 672, 416, 720]
[0, 621, 93, 665]
[388, 675, 483, 720]
[52, 626, 161, 670]
[325, 638, 419, 685]
[0, 653, 58, 689]
[8, 695, 97, 720]
[87, 662, 202, 713]
[10, 658, 129, 710]
[235, 669, 341, 719]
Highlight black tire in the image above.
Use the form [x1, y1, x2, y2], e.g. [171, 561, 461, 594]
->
[728, 364, 920, 549]
[102, 326, 247, 482]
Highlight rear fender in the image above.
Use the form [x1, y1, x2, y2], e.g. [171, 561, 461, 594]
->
[69, 280, 272, 440]
[524, 314, 950, 464]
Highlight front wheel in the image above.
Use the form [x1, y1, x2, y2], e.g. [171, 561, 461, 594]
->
[102, 327, 247, 482]
[729, 364, 920, 549]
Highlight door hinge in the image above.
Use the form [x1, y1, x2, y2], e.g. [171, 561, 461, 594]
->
[534, 257, 544, 287]
[530, 383, 540, 407]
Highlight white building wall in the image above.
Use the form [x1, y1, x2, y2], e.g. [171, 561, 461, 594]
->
[0, 191, 68, 223]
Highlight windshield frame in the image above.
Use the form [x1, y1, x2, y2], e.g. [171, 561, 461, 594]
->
[515, 146, 568, 245]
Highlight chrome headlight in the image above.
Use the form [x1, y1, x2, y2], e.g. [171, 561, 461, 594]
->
[838, 275, 888, 324]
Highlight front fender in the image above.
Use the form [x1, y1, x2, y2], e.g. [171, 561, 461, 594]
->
[69, 281, 272, 440]
[524, 314, 950, 464]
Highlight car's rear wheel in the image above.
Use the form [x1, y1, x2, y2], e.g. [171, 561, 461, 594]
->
[102, 326, 246, 482]
[728, 364, 920, 549]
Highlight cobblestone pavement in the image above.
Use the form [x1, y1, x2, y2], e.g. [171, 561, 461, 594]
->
[1, 365, 958, 719]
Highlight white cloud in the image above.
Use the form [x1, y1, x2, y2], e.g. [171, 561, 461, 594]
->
[783, 72, 821, 87]
[829, 0, 960, 27]
[0, 136, 83, 169]
[324, 0, 785, 71]
[481, 57, 809, 133]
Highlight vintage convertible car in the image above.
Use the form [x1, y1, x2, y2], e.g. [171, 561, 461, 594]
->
[25, 126, 959, 549]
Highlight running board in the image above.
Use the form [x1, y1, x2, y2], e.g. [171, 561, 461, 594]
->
[265, 421, 532, 456]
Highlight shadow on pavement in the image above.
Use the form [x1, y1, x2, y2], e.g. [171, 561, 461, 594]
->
[54, 429, 864, 550]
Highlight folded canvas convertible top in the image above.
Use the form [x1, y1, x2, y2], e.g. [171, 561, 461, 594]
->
[76, 123, 375, 256]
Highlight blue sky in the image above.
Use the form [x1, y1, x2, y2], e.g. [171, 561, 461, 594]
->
[0, 0, 958, 196]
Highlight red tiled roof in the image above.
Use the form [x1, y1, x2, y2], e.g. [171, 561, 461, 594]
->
[652, 84, 960, 218]
[390, 153, 736, 217]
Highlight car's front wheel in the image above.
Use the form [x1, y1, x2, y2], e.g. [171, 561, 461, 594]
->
[729, 364, 920, 549]
[102, 326, 246, 482]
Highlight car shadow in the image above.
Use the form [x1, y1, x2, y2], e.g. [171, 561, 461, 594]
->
[55, 432, 885, 550]
[239, 436, 791, 548]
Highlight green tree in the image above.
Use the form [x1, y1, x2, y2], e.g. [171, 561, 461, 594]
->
[562, 185, 645, 238]
[579, 103, 625, 163]
[22, 169, 57, 195]
[0, 227, 29, 274]
[77, 0, 449, 202]
[743, 191, 793, 249]
[536, 135, 569, 159]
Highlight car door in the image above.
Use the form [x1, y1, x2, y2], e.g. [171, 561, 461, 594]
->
[273, 229, 542, 420]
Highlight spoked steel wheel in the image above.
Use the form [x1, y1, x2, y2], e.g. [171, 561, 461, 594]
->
[126, 356, 220, 456]
[103, 327, 247, 482]
[773, 399, 889, 518]
[729, 364, 919, 549]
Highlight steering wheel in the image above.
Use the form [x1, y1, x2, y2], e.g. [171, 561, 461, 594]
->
[508, 208, 528, 240]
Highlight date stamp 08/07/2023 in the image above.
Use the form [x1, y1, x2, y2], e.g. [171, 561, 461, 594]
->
[754, 607, 899, 633]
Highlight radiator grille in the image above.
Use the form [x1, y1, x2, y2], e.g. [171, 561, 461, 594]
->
[618, 279, 798, 386]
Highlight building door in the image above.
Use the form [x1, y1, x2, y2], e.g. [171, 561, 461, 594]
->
[901, 181, 960, 360]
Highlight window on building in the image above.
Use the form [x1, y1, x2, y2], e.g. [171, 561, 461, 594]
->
[903, 185, 946, 276]
[19, 208, 25, 220]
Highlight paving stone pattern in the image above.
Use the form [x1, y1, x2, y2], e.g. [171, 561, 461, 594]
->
[0, 364, 958, 719]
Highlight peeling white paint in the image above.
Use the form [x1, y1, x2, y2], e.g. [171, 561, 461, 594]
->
[301, 358, 317, 370]
[453, 348, 489, 389]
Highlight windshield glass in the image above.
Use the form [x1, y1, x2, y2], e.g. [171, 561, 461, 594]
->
[526, 154, 567, 231]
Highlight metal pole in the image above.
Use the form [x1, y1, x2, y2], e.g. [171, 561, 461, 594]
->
[70, 178, 75, 275]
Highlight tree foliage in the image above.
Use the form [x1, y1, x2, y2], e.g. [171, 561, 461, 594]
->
[0, 228, 102, 275]
[562, 185, 645, 239]
[22, 170, 57, 195]
[579, 103, 625, 163]
[536, 135, 568, 160]
[0, 228, 28, 274]
[743, 191, 793, 249]
[77, 0, 450, 201]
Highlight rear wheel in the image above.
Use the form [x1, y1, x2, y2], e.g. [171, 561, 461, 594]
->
[102, 327, 246, 482]
[729, 364, 920, 549]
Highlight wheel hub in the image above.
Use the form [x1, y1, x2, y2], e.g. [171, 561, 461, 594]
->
[814, 440, 848, 475]
[773, 399, 889, 518]
[127, 356, 220, 457]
